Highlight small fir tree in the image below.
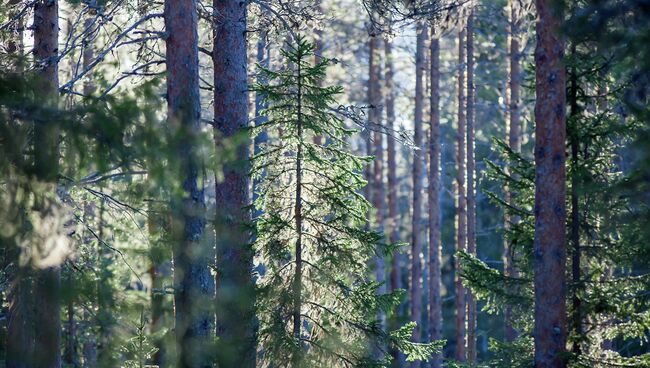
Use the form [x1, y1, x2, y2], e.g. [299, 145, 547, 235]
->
[251, 36, 442, 367]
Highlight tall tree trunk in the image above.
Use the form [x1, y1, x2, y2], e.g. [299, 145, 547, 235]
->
[291, 56, 305, 368]
[384, 36, 404, 366]
[385, 38, 400, 295]
[455, 26, 467, 364]
[165, 0, 212, 365]
[504, 0, 522, 343]
[533, 1, 567, 367]
[213, 1, 256, 367]
[568, 44, 582, 358]
[410, 23, 427, 367]
[32, 0, 62, 365]
[369, 27, 385, 308]
[465, 10, 477, 364]
[427, 30, 442, 368]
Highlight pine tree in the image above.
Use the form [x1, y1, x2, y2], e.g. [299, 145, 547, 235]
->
[252, 36, 442, 368]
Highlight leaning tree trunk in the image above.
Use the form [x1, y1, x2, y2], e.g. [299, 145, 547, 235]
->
[504, 0, 522, 343]
[410, 23, 427, 367]
[455, 26, 467, 364]
[533, 0, 567, 367]
[164, 0, 212, 366]
[213, 0, 256, 367]
[465, 10, 477, 364]
[427, 29, 443, 368]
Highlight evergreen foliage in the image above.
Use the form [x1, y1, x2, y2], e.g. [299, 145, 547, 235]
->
[459, 33, 650, 366]
[251, 36, 443, 367]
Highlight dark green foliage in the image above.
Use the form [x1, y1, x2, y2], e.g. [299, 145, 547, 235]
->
[459, 12, 650, 363]
[251, 36, 442, 367]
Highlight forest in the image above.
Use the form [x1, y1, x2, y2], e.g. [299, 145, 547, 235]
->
[0, 0, 649, 366]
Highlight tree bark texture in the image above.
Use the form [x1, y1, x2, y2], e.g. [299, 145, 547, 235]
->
[213, 0, 256, 366]
[165, 0, 212, 365]
[533, 0, 567, 366]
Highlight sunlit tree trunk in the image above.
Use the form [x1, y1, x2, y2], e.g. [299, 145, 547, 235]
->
[213, 0, 256, 366]
[165, 0, 212, 365]
[533, 0, 567, 366]
[385, 38, 400, 295]
[455, 26, 467, 364]
[410, 23, 427, 367]
[504, 0, 522, 343]
[427, 29, 442, 368]
[368, 25, 385, 307]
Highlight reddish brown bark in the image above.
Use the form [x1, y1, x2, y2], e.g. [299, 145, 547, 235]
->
[455, 26, 467, 364]
[504, 0, 522, 343]
[213, 0, 256, 366]
[533, 0, 567, 367]
[165, 0, 212, 365]
[427, 30, 442, 368]
[466, 11, 477, 364]
[410, 23, 427, 366]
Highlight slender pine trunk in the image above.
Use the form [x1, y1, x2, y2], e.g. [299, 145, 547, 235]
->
[427, 30, 443, 368]
[291, 56, 305, 368]
[455, 26, 467, 364]
[504, 0, 522, 343]
[466, 11, 478, 364]
[410, 23, 427, 367]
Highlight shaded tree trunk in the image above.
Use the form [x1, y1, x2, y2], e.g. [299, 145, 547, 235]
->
[31, 0, 62, 366]
[466, 11, 477, 364]
[410, 23, 427, 367]
[504, 0, 522, 343]
[213, 1, 256, 366]
[455, 26, 467, 364]
[533, 0, 567, 367]
[164, 0, 212, 365]
[427, 30, 442, 368]
[568, 43, 582, 358]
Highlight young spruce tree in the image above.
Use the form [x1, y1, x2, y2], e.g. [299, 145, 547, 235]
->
[252, 36, 442, 368]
